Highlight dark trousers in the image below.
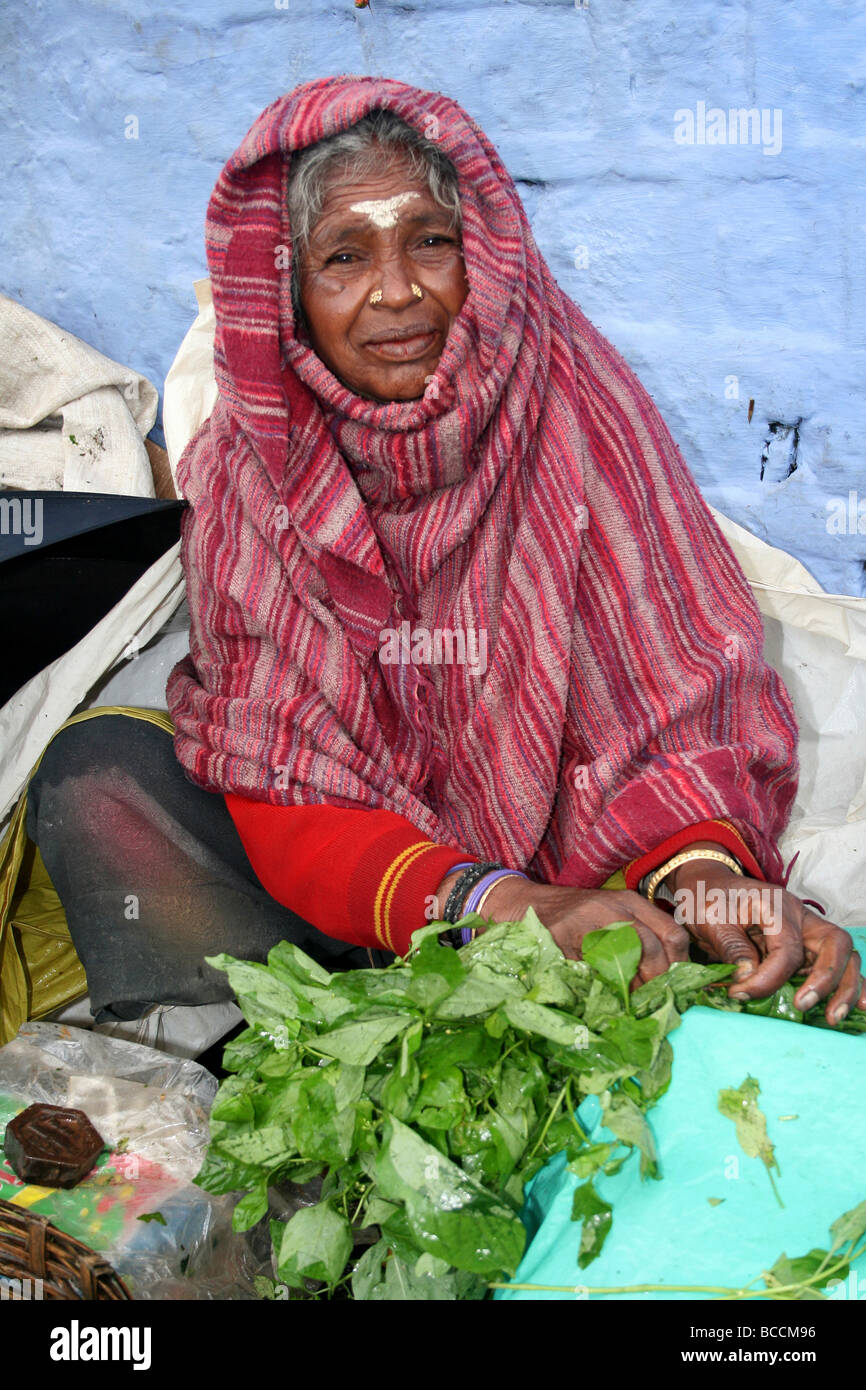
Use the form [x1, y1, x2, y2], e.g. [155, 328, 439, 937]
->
[25, 714, 387, 1023]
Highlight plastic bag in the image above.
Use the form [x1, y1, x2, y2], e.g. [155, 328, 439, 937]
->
[0, 1021, 269, 1299]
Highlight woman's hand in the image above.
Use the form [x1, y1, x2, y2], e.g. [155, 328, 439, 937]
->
[672, 859, 866, 1025]
[478, 876, 690, 985]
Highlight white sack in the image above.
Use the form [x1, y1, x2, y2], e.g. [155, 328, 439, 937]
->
[0, 293, 158, 496]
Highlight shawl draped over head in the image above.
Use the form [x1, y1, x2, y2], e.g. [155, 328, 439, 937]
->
[166, 75, 799, 887]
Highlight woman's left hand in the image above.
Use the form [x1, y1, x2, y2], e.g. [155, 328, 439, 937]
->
[672, 861, 866, 1026]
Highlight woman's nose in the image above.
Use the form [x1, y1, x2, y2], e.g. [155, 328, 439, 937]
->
[374, 253, 421, 308]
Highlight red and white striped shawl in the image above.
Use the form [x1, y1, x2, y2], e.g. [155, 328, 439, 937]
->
[166, 75, 798, 887]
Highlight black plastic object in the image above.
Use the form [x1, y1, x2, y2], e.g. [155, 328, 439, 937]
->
[0, 490, 186, 704]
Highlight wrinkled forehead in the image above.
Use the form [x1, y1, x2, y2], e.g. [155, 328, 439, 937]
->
[348, 189, 421, 229]
[308, 172, 454, 244]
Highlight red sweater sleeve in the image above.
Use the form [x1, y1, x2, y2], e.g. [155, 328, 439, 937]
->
[622, 819, 766, 891]
[225, 796, 472, 957]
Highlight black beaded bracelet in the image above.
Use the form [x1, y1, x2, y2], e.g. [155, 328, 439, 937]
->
[442, 861, 504, 926]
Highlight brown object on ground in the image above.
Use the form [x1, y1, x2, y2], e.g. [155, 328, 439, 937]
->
[4, 1104, 105, 1189]
[0, 1197, 133, 1300]
[145, 436, 178, 499]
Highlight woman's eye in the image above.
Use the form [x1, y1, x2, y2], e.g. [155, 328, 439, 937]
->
[326, 252, 357, 265]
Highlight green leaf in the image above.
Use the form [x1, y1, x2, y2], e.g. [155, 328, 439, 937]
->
[232, 1182, 269, 1232]
[829, 1199, 866, 1254]
[267, 939, 332, 987]
[380, 1057, 421, 1121]
[741, 981, 803, 1023]
[601, 1092, 659, 1179]
[583, 976, 625, 1031]
[351, 1238, 389, 1299]
[459, 909, 565, 982]
[273, 1202, 353, 1289]
[220, 1027, 273, 1076]
[205, 953, 303, 1033]
[214, 1124, 292, 1169]
[210, 1075, 257, 1124]
[765, 1248, 842, 1296]
[599, 1014, 662, 1072]
[416, 1024, 501, 1076]
[365, 1195, 399, 1227]
[631, 961, 734, 1016]
[293, 1070, 358, 1167]
[136, 1210, 167, 1226]
[581, 923, 642, 1008]
[567, 1143, 615, 1180]
[410, 1064, 467, 1130]
[717, 1076, 779, 1172]
[194, 1146, 269, 1196]
[634, 1036, 674, 1102]
[368, 1253, 458, 1301]
[375, 1116, 525, 1275]
[503, 998, 590, 1050]
[315, 1012, 415, 1066]
[570, 1180, 613, 1268]
[432, 966, 525, 1021]
[408, 933, 467, 1008]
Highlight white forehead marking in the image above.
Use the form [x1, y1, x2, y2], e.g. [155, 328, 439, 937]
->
[348, 190, 421, 229]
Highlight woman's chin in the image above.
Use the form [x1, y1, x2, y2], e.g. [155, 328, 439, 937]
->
[353, 363, 439, 405]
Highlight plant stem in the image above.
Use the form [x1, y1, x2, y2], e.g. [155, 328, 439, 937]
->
[488, 1237, 866, 1301]
[349, 1185, 370, 1226]
[526, 1083, 567, 1162]
[766, 1164, 785, 1210]
[565, 1079, 588, 1144]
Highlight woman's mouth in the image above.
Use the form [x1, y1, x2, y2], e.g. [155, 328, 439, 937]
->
[365, 329, 438, 362]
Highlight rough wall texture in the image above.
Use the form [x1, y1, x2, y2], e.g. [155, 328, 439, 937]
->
[4, 0, 864, 592]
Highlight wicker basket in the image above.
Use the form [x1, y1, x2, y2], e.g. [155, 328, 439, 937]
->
[0, 1197, 133, 1300]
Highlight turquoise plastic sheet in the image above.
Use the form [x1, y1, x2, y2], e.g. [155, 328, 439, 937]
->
[496, 929, 866, 1301]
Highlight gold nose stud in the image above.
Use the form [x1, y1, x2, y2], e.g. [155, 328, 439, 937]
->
[411, 283, 423, 299]
[369, 288, 383, 305]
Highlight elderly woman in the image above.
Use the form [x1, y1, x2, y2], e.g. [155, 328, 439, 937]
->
[25, 76, 865, 1031]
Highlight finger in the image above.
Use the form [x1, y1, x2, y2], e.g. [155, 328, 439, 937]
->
[632, 923, 669, 984]
[699, 919, 762, 983]
[726, 911, 804, 1000]
[824, 952, 862, 1026]
[733, 883, 771, 930]
[638, 900, 690, 965]
[792, 928, 855, 1012]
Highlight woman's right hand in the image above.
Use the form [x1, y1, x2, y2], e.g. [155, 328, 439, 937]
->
[480, 877, 690, 984]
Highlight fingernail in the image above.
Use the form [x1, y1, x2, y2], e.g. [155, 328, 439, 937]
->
[729, 990, 750, 1001]
[831, 1004, 850, 1025]
[734, 963, 755, 982]
[798, 989, 819, 1011]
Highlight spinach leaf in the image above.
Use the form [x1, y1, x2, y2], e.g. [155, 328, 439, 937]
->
[581, 924, 642, 1010]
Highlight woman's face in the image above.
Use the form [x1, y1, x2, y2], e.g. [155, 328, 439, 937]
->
[297, 161, 468, 403]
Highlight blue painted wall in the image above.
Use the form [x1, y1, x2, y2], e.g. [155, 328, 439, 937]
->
[4, 0, 864, 593]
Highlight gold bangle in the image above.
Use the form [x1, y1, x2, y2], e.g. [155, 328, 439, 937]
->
[645, 848, 743, 904]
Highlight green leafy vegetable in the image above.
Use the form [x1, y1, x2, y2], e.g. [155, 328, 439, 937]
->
[197, 916, 865, 1301]
[717, 1075, 784, 1207]
[581, 923, 642, 1010]
[571, 1180, 613, 1268]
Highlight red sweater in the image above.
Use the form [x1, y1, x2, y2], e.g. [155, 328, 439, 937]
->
[226, 799, 765, 958]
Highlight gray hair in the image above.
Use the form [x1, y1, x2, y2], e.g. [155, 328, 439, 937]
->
[287, 107, 462, 328]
